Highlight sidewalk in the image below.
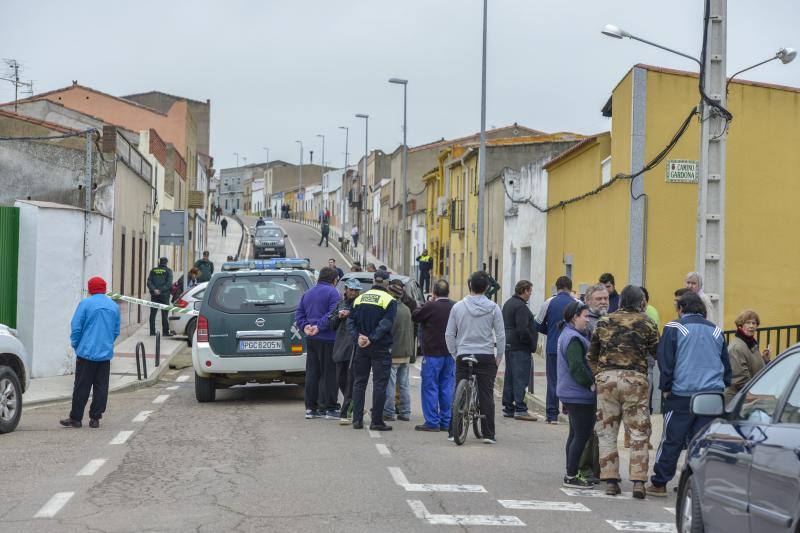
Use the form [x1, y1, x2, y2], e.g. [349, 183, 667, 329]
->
[207, 213, 243, 265]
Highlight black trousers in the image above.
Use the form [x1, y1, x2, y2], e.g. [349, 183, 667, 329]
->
[419, 271, 431, 293]
[318, 233, 329, 247]
[351, 347, 391, 425]
[149, 293, 170, 334]
[222, 225, 227, 236]
[305, 339, 338, 411]
[69, 357, 111, 422]
[564, 402, 596, 477]
[579, 431, 600, 478]
[455, 354, 498, 439]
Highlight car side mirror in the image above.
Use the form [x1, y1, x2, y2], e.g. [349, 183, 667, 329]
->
[690, 392, 725, 417]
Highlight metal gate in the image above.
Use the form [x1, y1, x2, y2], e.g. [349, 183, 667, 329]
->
[0, 206, 20, 328]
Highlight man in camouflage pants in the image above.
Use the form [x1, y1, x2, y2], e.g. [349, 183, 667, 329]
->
[588, 285, 659, 499]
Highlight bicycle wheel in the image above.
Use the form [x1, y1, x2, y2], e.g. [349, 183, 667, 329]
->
[472, 402, 484, 439]
[452, 379, 471, 445]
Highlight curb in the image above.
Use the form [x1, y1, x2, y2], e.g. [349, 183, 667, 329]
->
[23, 347, 183, 409]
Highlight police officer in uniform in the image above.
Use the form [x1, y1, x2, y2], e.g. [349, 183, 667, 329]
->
[347, 269, 397, 431]
[416, 249, 433, 293]
[147, 257, 173, 337]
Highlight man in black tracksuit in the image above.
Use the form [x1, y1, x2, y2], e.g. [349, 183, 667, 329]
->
[147, 257, 173, 337]
[501, 280, 539, 420]
[330, 278, 363, 423]
[347, 270, 397, 431]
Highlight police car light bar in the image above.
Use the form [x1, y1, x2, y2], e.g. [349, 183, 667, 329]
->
[221, 258, 312, 271]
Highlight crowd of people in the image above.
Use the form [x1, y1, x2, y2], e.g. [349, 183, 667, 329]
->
[294, 264, 775, 500]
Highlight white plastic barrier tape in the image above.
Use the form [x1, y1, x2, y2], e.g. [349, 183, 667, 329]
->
[106, 292, 199, 316]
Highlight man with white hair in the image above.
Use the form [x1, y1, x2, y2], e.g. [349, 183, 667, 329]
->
[584, 284, 609, 336]
[684, 271, 716, 325]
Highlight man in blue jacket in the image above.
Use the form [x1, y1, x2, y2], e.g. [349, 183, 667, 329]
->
[347, 269, 397, 431]
[648, 292, 732, 496]
[61, 277, 120, 429]
[535, 276, 578, 423]
[295, 267, 342, 420]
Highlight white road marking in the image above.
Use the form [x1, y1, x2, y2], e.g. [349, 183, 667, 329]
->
[76, 459, 107, 477]
[368, 429, 381, 438]
[166, 385, 179, 390]
[389, 467, 486, 493]
[132, 410, 153, 422]
[176, 375, 190, 382]
[375, 443, 391, 457]
[109, 430, 134, 445]
[287, 235, 299, 259]
[34, 492, 74, 518]
[294, 221, 352, 267]
[408, 500, 525, 527]
[606, 520, 676, 532]
[561, 487, 633, 500]
[152, 394, 170, 404]
[664, 507, 676, 515]
[498, 500, 591, 512]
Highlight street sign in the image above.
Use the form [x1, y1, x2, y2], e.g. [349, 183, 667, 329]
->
[666, 160, 698, 183]
[297, 193, 304, 201]
[159, 210, 185, 245]
[188, 190, 205, 209]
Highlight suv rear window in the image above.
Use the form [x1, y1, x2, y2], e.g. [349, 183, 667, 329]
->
[209, 275, 308, 313]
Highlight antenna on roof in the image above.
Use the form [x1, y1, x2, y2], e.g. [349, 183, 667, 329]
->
[1, 59, 34, 113]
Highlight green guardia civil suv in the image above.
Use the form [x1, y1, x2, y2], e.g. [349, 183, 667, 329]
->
[191, 260, 313, 402]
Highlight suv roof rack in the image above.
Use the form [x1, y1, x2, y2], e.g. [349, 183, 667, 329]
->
[221, 258, 312, 272]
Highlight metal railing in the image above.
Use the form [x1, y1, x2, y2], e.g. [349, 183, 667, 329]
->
[135, 341, 148, 380]
[723, 324, 800, 357]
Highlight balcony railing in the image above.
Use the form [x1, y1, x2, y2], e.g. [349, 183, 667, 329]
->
[723, 324, 800, 357]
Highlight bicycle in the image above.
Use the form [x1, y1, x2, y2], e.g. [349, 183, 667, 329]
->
[451, 355, 485, 445]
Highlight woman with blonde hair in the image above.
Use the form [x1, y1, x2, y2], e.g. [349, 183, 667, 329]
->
[724, 310, 771, 403]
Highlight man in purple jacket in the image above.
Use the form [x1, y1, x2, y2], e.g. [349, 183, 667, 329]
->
[295, 267, 342, 419]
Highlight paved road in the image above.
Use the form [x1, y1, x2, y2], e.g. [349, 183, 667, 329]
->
[3, 219, 680, 532]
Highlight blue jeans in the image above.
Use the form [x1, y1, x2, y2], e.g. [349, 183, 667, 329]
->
[385, 363, 411, 417]
[502, 350, 532, 414]
[545, 352, 560, 421]
[420, 356, 455, 429]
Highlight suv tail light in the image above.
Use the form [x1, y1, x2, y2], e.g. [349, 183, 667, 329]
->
[175, 298, 189, 308]
[197, 315, 209, 342]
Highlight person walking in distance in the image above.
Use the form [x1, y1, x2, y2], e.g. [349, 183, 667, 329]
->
[556, 301, 597, 487]
[599, 273, 620, 313]
[445, 271, 506, 444]
[347, 269, 397, 431]
[648, 292, 731, 496]
[295, 267, 342, 419]
[416, 249, 433, 293]
[384, 280, 414, 422]
[535, 276, 578, 424]
[588, 286, 659, 499]
[60, 277, 120, 429]
[319, 219, 331, 247]
[501, 280, 539, 421]
[350, 225, 359, 249]
[194, 251, 214, 283]
[329, 278, 362, 424]
[220, 217, 228, 237]
[147, 257, 173, 337]
[411, 279, 455, 432]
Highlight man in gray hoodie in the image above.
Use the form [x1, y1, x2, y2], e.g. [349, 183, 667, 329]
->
[445, 271, 506, 443]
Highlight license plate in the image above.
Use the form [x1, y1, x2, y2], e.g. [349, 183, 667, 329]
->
[264, 248, 275, 251]
[239, 340, 283, 351]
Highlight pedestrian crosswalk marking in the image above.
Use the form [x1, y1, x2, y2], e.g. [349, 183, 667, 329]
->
[389, 467, 486, 493]
[109, 430, 134, 445]
[132, 410, 153, 422]
[34, 492, 74, 518]
[77, 458, 107, 477]
[152, 394, 170, 404]
[368, 429, 381, 438]
[375, 443, 391, 457]
[498, 500, 591, 512]
[561, 487, 633, 500]
[606, 520, 676, 532]
[166, 385, 179, 390]
[408, 500, 525, 526]
[176, 375, 190, 382]
[664, 507, 675, 515]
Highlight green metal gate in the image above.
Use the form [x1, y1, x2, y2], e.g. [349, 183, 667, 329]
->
[0, 206, 20, 328]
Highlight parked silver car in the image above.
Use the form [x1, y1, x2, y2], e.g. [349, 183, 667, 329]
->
[0, 323, 31, 434]
[168, 282, 207, 347]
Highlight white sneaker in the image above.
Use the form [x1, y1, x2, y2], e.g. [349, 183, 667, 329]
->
[483, 437, 497, 444]
[339, 417, 351, 426]
[447, 436, 455, 442]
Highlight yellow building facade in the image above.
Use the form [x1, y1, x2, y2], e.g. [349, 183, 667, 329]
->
[545, 64, 800, 331]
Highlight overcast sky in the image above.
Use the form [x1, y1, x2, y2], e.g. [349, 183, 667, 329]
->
[2, 1, 798, 171]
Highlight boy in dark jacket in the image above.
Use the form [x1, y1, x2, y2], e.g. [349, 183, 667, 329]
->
[329, 278, 362, 424]
[501, 280, 539, 421]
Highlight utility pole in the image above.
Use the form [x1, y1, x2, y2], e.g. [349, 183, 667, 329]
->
[339, 126, 350, 246]
[295, 140, 303, 219]
[476, 0, 488, 271]
[356, 114, 369, 265]
[84, 131, 93, 211]
[695, 0, 727, 325]
[389, 78, 409, 274]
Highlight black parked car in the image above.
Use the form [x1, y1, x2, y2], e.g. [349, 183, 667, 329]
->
[676, 344, 800, 533]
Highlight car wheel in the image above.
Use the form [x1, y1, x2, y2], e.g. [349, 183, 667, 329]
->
[0, 365, 23, 434]
[677, 473, 705, 533]
[195, 373, 216, 402]
[185, 319, 197, 347]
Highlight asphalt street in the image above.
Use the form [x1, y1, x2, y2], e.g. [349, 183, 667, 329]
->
[3, 219, 679, 532]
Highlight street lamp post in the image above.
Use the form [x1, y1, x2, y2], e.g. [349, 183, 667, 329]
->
[389, 77, 409, 274]
[295, 140, 303, 220]
[338, 126, 350, 244]
[355, 114, 369, 264]
[262, 147, 269, 216]
[476, 0, 488, 272]
[317, 134, 326, 213]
